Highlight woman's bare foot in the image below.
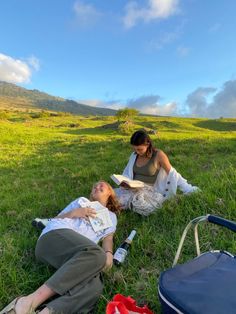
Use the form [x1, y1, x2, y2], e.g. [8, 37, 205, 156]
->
[15, 296, 34, 314]
[12, 284, 55, 314]
[38, 307, 50, 314]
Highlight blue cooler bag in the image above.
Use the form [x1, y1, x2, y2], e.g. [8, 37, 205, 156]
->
[158, 215, 236, 314]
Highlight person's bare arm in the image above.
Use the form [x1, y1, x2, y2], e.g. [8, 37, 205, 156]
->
[156, 150, 172, 174]
[57, 207, 96, 219]
[102, 233, 114, 271]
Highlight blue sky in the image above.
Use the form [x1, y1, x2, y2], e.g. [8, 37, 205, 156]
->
[0, 0, 236, 118]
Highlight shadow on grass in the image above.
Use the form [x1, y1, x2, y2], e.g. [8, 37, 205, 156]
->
[194, 119, 236, 131]
[60, 119, 182, 136]
[8, 116, 28, 123]
[141, 120, 181, 130]
[57, 121, 124, 136]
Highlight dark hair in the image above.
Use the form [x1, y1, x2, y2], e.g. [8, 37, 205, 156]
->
[130, 129, 156, 157]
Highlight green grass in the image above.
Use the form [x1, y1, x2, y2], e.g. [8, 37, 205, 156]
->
[0, 110, 236, 312]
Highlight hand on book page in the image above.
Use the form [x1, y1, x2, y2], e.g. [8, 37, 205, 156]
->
[110, 174, 144, 188]
[82, 201, 113, 232]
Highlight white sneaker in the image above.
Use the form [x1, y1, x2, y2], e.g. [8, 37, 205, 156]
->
[32, 218, 50, 230]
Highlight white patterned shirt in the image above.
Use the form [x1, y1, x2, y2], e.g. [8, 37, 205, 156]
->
[40, 197, 117, 244]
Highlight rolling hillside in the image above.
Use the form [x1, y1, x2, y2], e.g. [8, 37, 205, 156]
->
[0, 81, 116, 116]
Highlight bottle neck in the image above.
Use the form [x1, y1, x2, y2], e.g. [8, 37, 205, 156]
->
[126, 230, 136, 243]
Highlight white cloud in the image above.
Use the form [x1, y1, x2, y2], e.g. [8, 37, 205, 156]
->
[128, 95, 161, 107]
[186, 87, 216, 117]
[142, 102, 177, 115]
[210, 80, 236, 118]
[127, 95, 177, 115]
[27, 55, 40, 71]
[0, 53, 39, 84]
[78, 99, 103, 107]
[77, 95, 177, 116]
[186, 80, 236, 118]
[78, 80, 236, 118]
[123, 0, 180, 29]
[73, 1, 101, 27]
[77, 99, 122, 110]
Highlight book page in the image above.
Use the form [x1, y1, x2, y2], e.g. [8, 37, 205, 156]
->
[111, 174, 130, 185]
[125, 180, 145, 188]
[111, 174, 144, 188]
[89, 208, 113, 232]
[83, 201, 113, 232]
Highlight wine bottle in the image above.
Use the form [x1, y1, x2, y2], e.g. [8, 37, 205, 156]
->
[113, 230, 136, 265]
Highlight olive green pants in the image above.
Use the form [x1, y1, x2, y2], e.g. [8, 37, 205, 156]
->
[35, 229, 106, 314]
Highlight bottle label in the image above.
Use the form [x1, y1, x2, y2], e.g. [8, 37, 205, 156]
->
[113, 248, 127, 263]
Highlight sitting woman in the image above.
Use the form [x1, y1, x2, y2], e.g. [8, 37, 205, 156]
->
[1, 181, 121, 314]
[115, 129, 199, 215]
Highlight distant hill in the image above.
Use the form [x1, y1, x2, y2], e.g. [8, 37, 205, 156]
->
[0, 81, 117, 116]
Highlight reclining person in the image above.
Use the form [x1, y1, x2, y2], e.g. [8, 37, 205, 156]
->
[1, 181, 121, 314]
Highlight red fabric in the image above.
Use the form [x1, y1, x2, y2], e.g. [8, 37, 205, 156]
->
[106, 294, 154, 314]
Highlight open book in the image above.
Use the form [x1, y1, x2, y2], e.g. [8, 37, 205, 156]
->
[110, 174, 144, 188]
[83, 201, 113, 232]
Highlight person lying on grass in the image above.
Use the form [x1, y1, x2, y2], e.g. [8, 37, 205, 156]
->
[114, 129, 199, 216]
[1, 181, 121, 314]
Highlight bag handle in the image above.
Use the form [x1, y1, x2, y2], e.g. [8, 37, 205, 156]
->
[173, 215, 236, 266]
[207, 215, 236, 232]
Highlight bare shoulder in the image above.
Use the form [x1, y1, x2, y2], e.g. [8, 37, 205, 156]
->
[156, 149, 171, 172]
[156, 149, 168, 161]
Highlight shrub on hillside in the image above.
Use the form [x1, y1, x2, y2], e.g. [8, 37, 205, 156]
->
[116, 108, 139, 122]
[118, 121, 134, 134]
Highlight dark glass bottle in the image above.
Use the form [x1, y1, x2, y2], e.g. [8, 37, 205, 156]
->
[113, 230, 136, 265]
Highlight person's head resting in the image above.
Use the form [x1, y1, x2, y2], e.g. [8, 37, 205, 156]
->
[90, 181, 121, 214]
[130, 129, 155, 158]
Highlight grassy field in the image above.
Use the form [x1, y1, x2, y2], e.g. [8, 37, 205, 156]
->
[0, 110, 236, 313]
